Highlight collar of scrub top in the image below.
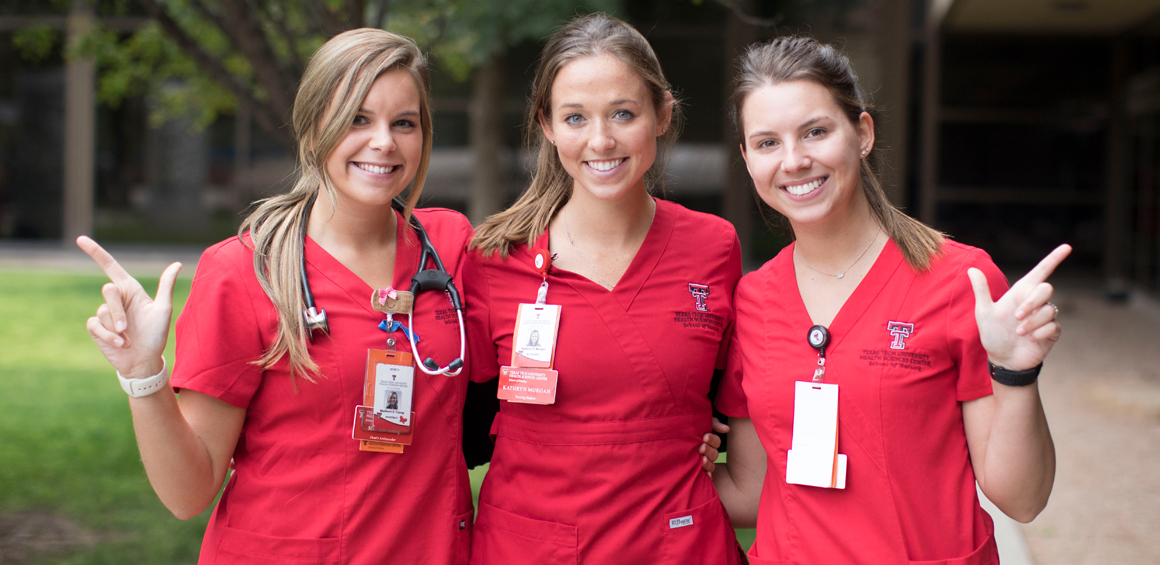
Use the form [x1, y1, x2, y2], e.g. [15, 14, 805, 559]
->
[299, 195, 466, 376]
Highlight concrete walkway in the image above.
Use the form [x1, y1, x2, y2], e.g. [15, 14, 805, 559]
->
[0, 241, 207, 279]
[3, 243, 1156, 563]
[1015, 288, 1160, 564]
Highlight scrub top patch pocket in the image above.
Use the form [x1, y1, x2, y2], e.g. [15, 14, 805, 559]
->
[216, 526, 341, 564]
[471, 502, 578, 565]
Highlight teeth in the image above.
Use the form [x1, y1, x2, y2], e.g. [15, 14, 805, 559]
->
[586, 159, 624, 172]
[784, 178, 824, 196]
[356, 163, 396, 175]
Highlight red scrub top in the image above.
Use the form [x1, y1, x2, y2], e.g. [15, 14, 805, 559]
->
[463, 199, 744, 565]
[716, 240, 1009, 565]
[171, 208, 475, 565]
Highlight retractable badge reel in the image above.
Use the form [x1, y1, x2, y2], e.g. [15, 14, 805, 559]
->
[498, 249, 561, 405]
[786, 325, 847, 489]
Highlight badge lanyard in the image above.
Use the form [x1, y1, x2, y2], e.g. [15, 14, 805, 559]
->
[497, 249, 562, 405]
[786, 325, 847, 489]
[351, 287, 418, 453]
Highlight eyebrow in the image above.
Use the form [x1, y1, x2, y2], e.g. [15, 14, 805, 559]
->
[356, 108, 421, 117]
[746, 116, 832, 140]
[557, 98, 641, 109]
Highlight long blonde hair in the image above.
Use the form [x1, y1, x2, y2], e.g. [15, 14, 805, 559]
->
[471, 13, 684, 257]
[731, 36, 944, 271]
[238, 29, 433, 380]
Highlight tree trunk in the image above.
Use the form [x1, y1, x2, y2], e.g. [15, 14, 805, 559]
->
[468, 52, 507, 225]
[721, 2, 761, 268]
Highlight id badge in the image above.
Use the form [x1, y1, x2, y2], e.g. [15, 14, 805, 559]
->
[357, 349, 415, 453]
[785, 381, 847, 489]
[372, 358, 414, 426]
[352, 406, 415, 445]
[499, 303, 561, 405]
[511, 303, 561, 368]
[498, 366, 558, 404]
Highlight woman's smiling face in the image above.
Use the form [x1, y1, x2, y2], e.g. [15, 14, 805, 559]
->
[540, 54, 671, 203]
[739, 79, 874, 228]
[324, 68, 424, 210]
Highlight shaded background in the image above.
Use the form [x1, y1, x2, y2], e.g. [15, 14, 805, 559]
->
[2, 0, 1160, 563]
[4, 0, 1158, 288]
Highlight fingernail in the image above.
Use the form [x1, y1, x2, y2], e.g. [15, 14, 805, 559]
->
[1015, 310, 1025, 319]
[116, 321, 126, 332]
[113, 337, 124, 347]
[1016, 326, 1026, 336]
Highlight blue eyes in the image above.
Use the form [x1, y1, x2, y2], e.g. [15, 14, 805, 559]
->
[562, 110, 635, 126]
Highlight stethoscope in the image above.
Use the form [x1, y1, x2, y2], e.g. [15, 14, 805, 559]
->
[300, 196, 466, 376]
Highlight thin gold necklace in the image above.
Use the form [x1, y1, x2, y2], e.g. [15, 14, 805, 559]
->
[795, 229, 880, 279]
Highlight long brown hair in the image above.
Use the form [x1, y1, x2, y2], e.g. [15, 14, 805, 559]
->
[471, 13, 683, 257]
[238, 29, 433, 380]
[732, 35, 943, 271]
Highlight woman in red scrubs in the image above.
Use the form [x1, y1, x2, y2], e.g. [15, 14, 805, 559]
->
[712, 36, 1066, 564]
[464, 13, 742, 565]
[79, 29, 476, 565]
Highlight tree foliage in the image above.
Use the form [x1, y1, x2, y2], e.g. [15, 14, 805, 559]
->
[12, 0, 619, 152]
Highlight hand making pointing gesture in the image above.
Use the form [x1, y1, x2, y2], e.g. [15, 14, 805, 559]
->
[77, 236, 180, 380]
[970, 243, 1071, 372]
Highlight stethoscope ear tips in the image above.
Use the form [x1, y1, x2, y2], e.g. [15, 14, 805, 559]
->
[448, 358, 464, 371]
[423, 358, 439, 371]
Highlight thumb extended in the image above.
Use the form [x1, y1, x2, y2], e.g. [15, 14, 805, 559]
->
[155, 262, 183, 307]
[966, 267, 993, 316]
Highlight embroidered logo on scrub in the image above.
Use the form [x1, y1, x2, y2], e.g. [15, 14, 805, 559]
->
[688, 283, 710, 312]
[887, 321, 914, 350]
[669, 515, 694, 529]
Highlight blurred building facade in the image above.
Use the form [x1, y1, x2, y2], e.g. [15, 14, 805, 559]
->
[2, 0, 1159, 296]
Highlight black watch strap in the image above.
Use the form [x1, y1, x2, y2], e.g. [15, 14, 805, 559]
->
[988, 362, 1042, 387]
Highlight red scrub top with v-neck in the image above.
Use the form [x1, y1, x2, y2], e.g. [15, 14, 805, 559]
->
[170, 208, 476, 565]
[463, 198, 744, 565]
[716, 240, 1009, 565]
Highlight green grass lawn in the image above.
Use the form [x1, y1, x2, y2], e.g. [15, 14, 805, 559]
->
[0, 270, 751, 563]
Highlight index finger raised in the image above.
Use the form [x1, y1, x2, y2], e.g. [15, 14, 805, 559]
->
[1020, 244, 1072, 287]
[77, 236, 133, 284]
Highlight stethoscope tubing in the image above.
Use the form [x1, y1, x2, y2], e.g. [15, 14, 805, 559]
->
[298, 195, 467, 376]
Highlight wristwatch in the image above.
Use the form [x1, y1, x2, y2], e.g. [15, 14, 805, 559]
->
[117, 357, 170, 397]
[988, 361, 1041, 387]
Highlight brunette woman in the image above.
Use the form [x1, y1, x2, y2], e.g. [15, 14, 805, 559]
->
[712, 36, 1065, 565]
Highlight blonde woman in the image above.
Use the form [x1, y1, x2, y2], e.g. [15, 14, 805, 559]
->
[464, 14, 743, 564]
[712, 36, 1066, 564]
[80, 29, 475, 564]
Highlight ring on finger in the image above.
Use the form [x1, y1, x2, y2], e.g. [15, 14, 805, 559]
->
[1046, 301, 1059, 321]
